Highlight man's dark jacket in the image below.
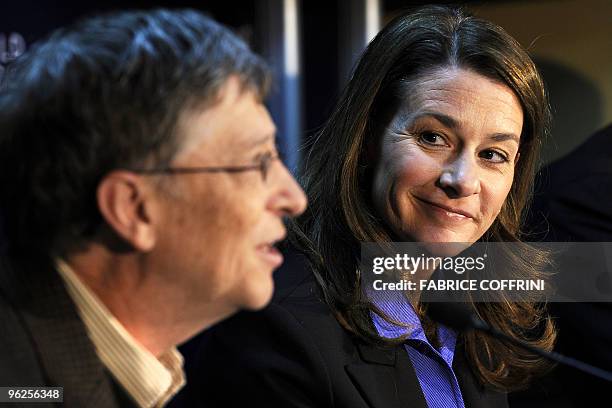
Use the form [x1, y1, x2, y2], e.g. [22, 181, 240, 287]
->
[0, 255, 136, 407]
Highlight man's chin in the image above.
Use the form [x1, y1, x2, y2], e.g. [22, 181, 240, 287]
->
[241, 280, 275, 311]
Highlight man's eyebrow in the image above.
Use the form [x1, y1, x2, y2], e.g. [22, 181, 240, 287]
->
[246, 133, 275, 149]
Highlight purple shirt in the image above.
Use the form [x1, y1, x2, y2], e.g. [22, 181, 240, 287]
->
[369, 288, 465, 408]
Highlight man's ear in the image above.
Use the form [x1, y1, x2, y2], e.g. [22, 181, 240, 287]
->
[96, 171, 157, 252]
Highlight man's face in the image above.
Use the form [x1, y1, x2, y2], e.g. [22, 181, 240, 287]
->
[150, 77, 306, 321]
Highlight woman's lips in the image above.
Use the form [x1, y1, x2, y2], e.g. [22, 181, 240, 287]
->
[415, 197, 476, 221]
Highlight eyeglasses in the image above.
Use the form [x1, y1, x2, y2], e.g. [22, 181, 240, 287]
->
[130, 152, 280, 182]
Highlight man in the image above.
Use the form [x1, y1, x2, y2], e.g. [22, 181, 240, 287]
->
[0, 9, 306, 407]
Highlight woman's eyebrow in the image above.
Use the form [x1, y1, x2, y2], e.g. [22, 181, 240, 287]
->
[488, 133, 520, 144]
[410, 111, 458, 129]
[409, 112, 520, 144]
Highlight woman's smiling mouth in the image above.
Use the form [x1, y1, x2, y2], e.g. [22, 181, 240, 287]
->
[414, 196, 476, 221]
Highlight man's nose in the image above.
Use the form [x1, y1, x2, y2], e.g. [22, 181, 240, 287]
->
[269, 162, 307, 217]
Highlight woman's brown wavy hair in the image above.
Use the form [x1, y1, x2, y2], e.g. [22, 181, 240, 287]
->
[291, 5, 556, 391]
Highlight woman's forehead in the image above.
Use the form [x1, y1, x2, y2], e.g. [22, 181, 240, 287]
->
[387, 67, 523, 133]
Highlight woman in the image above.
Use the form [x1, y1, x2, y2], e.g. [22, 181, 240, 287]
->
[174, 5, 555, 408]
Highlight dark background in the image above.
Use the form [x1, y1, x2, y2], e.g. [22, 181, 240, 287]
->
[2, 0, 611, 170]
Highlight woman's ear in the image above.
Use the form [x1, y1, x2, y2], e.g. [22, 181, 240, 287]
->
[96, 171, 157, 252]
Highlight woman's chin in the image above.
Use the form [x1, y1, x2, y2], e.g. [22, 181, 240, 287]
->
[398, 228, 477, 256]
[418, 242, 471, 257]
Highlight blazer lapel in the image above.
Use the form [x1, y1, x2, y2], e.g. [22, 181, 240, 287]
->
[345, 342, 428, 408]
[1, 256, 125, 407]
[452, 340, 509, 408]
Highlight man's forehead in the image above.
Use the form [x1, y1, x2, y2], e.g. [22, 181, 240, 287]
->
[243, 132, 276, 149]
[173, 93, 275, 160]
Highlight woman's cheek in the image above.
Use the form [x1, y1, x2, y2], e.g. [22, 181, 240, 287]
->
[394, 149, 443, 187]
[481, 172, 514, 220]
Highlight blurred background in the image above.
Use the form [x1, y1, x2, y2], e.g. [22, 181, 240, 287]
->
[1, 0, 611, 171]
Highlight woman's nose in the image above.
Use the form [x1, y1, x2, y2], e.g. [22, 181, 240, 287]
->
[436, 153, 480, 198]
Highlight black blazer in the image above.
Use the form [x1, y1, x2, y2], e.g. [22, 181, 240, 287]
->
[172, 251, 508, 408]
[0, 255, 136, 407]
[510, 124, 612, 408]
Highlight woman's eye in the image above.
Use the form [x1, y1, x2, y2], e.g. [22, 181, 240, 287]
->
[479, 149, 508, 163]
[418, 132, 446, 146]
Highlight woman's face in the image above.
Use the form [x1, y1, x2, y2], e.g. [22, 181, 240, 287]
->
[371, 67, 523, 245]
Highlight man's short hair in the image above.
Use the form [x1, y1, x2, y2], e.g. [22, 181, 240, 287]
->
[0, 9, 271, 257]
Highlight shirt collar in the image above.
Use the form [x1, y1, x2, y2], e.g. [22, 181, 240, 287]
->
[367, 284, 457, 366]
[56, 258, 185, 408]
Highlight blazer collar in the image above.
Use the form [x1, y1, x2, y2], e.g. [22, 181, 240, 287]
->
[345, 339, 508, 408]
[452, 339, 509, 408]
[0, 256, 125, 407]
[345, 342, 428, 408]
